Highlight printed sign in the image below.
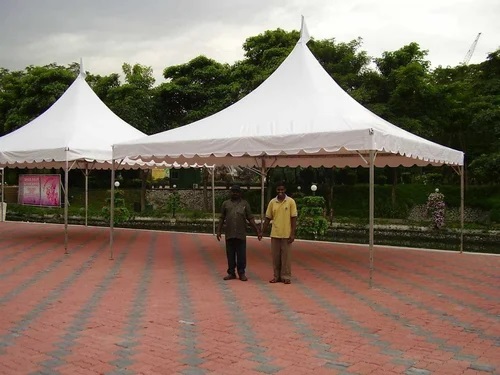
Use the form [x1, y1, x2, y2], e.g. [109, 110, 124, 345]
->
[18, 175, 61, 207]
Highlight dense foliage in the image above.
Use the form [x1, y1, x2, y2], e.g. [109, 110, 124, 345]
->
[295, 196, 329, 239]
[1, 29, 499, 187]
[102, 189, 130, 224]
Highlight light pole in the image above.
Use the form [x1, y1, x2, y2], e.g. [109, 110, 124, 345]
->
[310, 184, 317, 196]
[171, 185, 178, 218]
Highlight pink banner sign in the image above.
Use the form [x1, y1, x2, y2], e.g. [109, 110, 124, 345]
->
[18, 175, 61, 207]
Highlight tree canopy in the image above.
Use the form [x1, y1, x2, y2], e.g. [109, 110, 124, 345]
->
[1, 28, 499, 184]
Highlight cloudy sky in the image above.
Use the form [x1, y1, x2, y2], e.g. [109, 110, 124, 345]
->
[1, 0, 498, 84]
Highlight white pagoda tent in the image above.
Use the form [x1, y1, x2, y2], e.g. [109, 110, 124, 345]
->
[0, 64, 148, 251]
[112, 18, 464, 285]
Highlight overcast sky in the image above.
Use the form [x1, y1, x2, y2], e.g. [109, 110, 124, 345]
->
[1, 0, 498, 84]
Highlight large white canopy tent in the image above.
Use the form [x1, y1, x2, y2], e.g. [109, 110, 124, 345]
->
[0, 64, 151, 251]
[113, 18, 464, 285]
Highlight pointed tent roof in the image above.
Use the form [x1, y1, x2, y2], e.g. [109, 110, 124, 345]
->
[114, 20, 463, 168]
[0, 68, 147, 169]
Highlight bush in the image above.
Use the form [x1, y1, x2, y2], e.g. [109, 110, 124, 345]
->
[490, 207, 500, 223]
[102, 189, 131, 224]
[296, 196, 329, 238]
[165, 190, 181, 218]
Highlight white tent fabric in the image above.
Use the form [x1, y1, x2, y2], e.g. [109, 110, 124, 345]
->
[0, 68, 153, 252]
[112, 18, 465, 286]
[113, 28, 463, 168]
[0, 72, 147, 169]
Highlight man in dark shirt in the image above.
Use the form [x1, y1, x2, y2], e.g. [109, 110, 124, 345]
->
[217, 185, 262, 281]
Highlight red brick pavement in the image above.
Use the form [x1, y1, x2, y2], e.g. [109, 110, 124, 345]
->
[0, 221, 498, 375]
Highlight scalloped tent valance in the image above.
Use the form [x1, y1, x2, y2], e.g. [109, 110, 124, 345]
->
[113, 20, 463, 169]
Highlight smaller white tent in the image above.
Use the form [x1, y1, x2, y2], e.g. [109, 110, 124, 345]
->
[0, 65, 149, 251]
[0, 70, 146, 168]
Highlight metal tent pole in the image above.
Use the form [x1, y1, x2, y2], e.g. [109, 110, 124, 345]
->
[460, 165, 465, 253]
[110, 158, 116, 260]
[85, 163, 89, 226]
[212, 166, 216, 235]
[260, 159, 266, 229]
[0, 168, 4, 222]
[369, 150, 375, 288]
[64, 151, 69, 254]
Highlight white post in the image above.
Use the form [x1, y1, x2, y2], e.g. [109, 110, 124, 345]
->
[64, 151, 69, 254]
[212, 166, 216, 235]
[110, 158, 115, 260]
[460, 165, 464, 253]
[260, 159, 266, 229]
[85, 163, 89, 227]
[369, 150, 375, 288]
[0, 167, 4, 222]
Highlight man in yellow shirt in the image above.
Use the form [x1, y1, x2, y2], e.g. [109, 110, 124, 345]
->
[262, 182, 298, 284]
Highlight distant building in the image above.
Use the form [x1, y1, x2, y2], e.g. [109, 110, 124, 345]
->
[152, 167, 202, 189]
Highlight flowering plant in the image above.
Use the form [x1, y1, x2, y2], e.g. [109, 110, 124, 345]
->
[426, 188, 445, 229]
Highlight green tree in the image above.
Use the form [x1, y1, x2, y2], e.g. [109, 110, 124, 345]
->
[371, 43, 443, 138]
[309, 37, 369, 92]
[106, 63, 156, 134]
[430, 49, 500, 180]
[469, 153, 500, 184]
[0, 64, 75, 135]
[155, 56, 237, 130]
[85, 72, 121, 103]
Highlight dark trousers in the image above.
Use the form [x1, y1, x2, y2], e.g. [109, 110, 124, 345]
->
[226, 238, 247, 276]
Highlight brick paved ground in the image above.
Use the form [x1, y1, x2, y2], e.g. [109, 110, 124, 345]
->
[0, 221, 498, 375]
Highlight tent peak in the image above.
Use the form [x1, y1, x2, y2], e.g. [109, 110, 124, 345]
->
[299, 15, 311, 45]
[79, 58, 87, 78]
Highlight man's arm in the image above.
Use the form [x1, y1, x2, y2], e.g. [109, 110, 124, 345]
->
[288, 199, 298, 243]
[262, 201, 273, 235]
[262, 217, 271, 236]
[248, 217, 262, 240]
[288, 216, 297, 243]
[216, 219, 224, 241]
[243, 201, 261, 240]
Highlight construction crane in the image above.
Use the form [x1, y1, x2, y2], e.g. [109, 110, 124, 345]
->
[463, 32, 482, 65]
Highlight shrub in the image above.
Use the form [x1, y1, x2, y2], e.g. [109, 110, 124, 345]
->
[102, 189, 130, 224]
[296, 196, 329, 238]
[166, 190, 181, 218]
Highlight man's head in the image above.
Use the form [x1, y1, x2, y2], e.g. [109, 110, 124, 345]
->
[275, 182, 286, 200]
[230, 184, 241, 199]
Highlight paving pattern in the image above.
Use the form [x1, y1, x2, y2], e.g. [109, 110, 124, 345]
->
[0, 221, 498, 375]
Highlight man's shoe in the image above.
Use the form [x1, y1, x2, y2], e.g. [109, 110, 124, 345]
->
[223, 274, 237, 280]
[239, 275, 248, 281]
